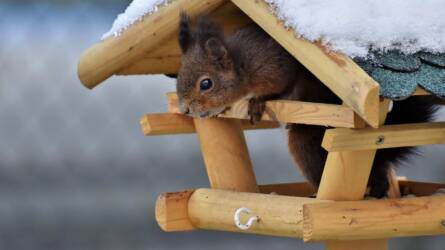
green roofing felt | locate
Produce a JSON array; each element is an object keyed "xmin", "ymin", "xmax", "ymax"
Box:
[{"xmin": 354, "ymin": 51, "xmax": 445, "ymax": 100}]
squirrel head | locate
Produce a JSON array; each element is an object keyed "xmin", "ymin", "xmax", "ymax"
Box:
[{"xmin": 176, "ymin": 14, "xmax": 248, "ymax": 117}]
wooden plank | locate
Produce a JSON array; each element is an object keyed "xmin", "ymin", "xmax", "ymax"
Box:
[
  {"xmin": 118, "ymin": 2, "xmax": 253, "ymax": 75},
  {"xmin": 155, "ymin": 190, "xmax": 196, "ymax": 232},
  {"xmin": 167, "ymin": 92, "xmax": 365, "ymax": 128},
  {"xmin": 303, "ymin": 195, "xmax": 445, "ymax": 241},
  {"xmin": 231, "ymin": 0, "xmax": 380, "ymax": 127},
  {"xmin": 194, "ymin": 118, "xmax": 259, "ymax": 192},
  {"xmin": 259, "ymin": 182, "xmax": 317, "ymax": 197},
  {"xmin": 322, "ymin": 122, "xmax": 445, "ymax": 152},
  {"xmin": 140, "ymin": 113, "xmax": 279, "ymax": 136},
  {"xmin": 316, "ymin": 100, "xmax": 391, "ymax": 250},
  {"xmin": 399, "ymin": 180, "xmax": 445, "ymax": 197},
  {"xmin": 78, "ymin": 0, "xmax": 226, "ymax": 89}
]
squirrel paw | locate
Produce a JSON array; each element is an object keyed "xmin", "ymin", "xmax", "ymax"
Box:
[{"xmin": 248, "ymin": 98, "xmax": 266, "ymax": 124}]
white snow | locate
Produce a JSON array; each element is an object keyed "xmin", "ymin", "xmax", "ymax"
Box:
[
  {"xmin": 103, "ymin": 0, "xmax": 445, "ymax": 58},
  {"xmin": 102, "ymin": 0, "xmax": 169, "ymax": 39},
  {"xmin": 266, "ymin": 0, "xmax": 445, "ymax": 57}
]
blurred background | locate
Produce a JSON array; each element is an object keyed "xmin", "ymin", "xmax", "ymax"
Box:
[{"xmin": 1, "ymin": 1, "xmax": 444, "ymax": 249}]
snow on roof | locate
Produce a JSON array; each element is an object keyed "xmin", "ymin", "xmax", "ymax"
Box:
[
  {"xmin": 103, "ymin": 0, "xmax": 445, "ymax": 58},
  {"xmin": 102, "ymin": 0, "xmax": 169, "ymax": 39},
  {"xmin": 266, "ymin": 0, "xmax": 445, "ymax": 58}
]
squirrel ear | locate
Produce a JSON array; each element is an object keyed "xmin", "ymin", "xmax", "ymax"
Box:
[
  {"xmin": 178, "ymin": 13, "xmax": 192, "ymax": 53},
  {"xmin": 205, "ymin": 37, "xmax": 229, "ymax": 65}
]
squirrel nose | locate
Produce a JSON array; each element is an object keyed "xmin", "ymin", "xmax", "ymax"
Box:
[{"xmin": 183, "ymin": 107, "xmax": 190, "ymax": 115}]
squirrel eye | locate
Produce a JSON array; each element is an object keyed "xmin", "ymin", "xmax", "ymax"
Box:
[{"xmin": 199, "ymin": 78, "xmax": 213, "ymax": 91}]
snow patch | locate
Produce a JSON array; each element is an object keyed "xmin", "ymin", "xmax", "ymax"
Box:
[
  {"xmin": 102, "ymin": 0, "xmax": 169, "ymax": 40},
  {"xmin": 265, "ymin": 0, "xmax": 445, "ymax": 57}
]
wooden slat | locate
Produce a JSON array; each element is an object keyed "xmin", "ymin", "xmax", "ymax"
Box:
[
  {"xmin": 118, "ymin": 2, "xmax": 253, "ymax": 75},
  {"xmin": 231, "ymin": 0, "xmax": 380, "ymax": 127},
  {"xmin": 78, "ymin": 0, "xmax": 226, "ymax": 88},
  {"xmin": 140, "ymin": 113, "xmax": 279, "ymax": 136},
  {"xmin": 399, "ymin": 180, "xmax": 445, "ymax": 197},
  {"xmin": 167, "ymin": 92, "xmax": 365, "ymax": 128},
  {"xmin": 322, "ymin": 122, "xmax": 445, "ymax": 152},
  {"xmin": 303, "ymin": 195, "xmax": 445, "ymax": 241}
]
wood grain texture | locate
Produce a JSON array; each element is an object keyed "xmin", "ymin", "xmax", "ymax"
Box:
[
  {"xmin": 316, "ymin": 100, "xmax": 391, "ymax": 249},
  {"xmin": 140, "ymin": 113, "xmax": 279, "ymax": 136},
  {"xmin": 187, "ymin": 188, "xmax": 329, "ymax": 238},
  {"xmin": 118, "ymin": 2, "xmax": 253, "ymax": 75},
  {"xmin": 303, "ymin": 196, "xmax": 445, "ymax": 241},
  {"xmin": 194, "ymin": 118, "xmax": 259, "ymax": 192},
  {"xmin": 322, "ymin": 122, "xmax": 445, "ymax": 152},
  {"xmin": 78, "ymin": 0, "xmax": 226, "ymax": 88},
  {"xmin": 167, "ymin": 92, "xmax": 364, "ymax": 128},
  {"xmin": 155, "ymin": 190, "xmax": 196, "ymax": 232},
  {"xmin": 231, "ymin": 0, "xmax": 380, "ymax": 127}
]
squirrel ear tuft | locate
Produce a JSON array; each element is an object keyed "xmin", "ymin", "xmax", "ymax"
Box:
[
  {"xmin": 205, "ymin": 38, "xmax": 227, "ymax": 62},
  {"xmin": 178, "ymin": 13, "xmax": 192, "ymax": 53}
]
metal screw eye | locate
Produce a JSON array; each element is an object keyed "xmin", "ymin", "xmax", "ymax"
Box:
[{"xmin": 375, "ymin": 135, "xmax": 385, "ymax": 145}]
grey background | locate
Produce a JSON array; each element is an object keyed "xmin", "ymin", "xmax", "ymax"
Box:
[{"xmin": 1, "ymin": 1, "xmax": 444, "ymax": 249}]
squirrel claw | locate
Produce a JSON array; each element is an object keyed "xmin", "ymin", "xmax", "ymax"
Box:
[{"xmin": 248, "ymin": 98, "xmax": 265, "ymax": 124}]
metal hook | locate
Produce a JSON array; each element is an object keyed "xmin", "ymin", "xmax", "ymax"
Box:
[{"xmin": 234, "ymin": 207, "xmax": 260, "ymax": 230}]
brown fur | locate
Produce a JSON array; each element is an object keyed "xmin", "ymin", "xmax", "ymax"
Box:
[{"xmin": 176, "ymin": 15, "xmax": 437, "ymax": 197}]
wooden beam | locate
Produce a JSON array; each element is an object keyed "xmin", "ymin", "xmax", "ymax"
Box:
[
  {"xmin": 77, "ymin": 0, "xmax": 226, "ymax": 89},
  {"xmin": 140, "ymin": 113, "xmax": 279, "ymax": 136},
  {"xmin": 322, "ymin": 122, "xmax": 445, "ymax": 152},
  {"xmin": 155, "ymin": 181, "xmax": 445, "ymax": 233},
  {"xmin": 194, "ymin": 118, "xmax": 259, "ymax": 192},
  {"xmin": 231, "ymin": 0, "xmax": 380, "ymax": 127},
  {"xmin": 118, "ymin": 2, "xmax": 253, "ymax": 75},
  {"xmin": 399, "ymin": 180, "xmax": 445, "ymax": 197},
  {"xmin": 317, "ymin": 100, "xmax": 391, "ymax": 249},
  {"xmin": 303, "ymin": 195, "xmax": 445, "ymax": 241},
  {"xmin": 167, "ymin": 92, "xmax": 365, "ymax": 128},
  {"xmin": 156, "ymin": 188, "xmax": 330, "ymax": 237},
  {"xmin": 259, "ymin": 182, "xmax": 317, "ymax": 197},
  {"xmin": 156, "ymin": 190, "xmax": 196, "ymax": 232}
]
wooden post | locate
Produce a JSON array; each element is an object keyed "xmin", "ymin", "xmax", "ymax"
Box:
[
  {"xmin": 194, "ymin": 118, "xmax": 259, "ymax": 192},
  {"xmin": 316, "ymin": 100, "xmax": 390, "ymax": 250}
]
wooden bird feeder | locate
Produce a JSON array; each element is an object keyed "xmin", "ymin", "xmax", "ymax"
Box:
[{"xmin": 77, "ymin": 1, "xmax": 445, "ymax": 249}]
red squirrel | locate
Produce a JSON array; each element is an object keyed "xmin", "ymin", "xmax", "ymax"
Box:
[{"xmin": 175, "ymin": 15, "xmax": 438, "ymax": 197}]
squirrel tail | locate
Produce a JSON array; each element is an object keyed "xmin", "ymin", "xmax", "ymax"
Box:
[{"xmin": 369, "ymin": 96, "xmax": 440, "ymax": 197}]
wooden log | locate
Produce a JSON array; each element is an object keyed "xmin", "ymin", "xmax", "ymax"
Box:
[
  {"xmin": 156, "ymin": 188, "xmax": 330, "ymax": 236},
  {"xmin": 140, "ymin": 113, "xmax": 279, "ymax": 136},
  {"xmin": 322, "ymin": 122, "xmax": 445, "ymax": 152},
  {"xmin": 316, "ymin": 100, "xmax": 391, "ymax": 249},
  {"xmin": 231, "ymin": 0, "xmax": 380, "ymax": 127},
  {"xmin": 194, "ymin": 118, "xmax": 259, "ymax": 192},
  {"xmin": 303, "ymin": 195, "xmax": 445, "ymax": 241},
  {"xmin": 77, "ymin": 0, "xmax": 226, "ymax": 89},
  {"xmin": 118, "ymin": 2, "xmax": 253, "ymax": 75},
  {"xmin": 167, "ymin": 92, "xmax": 365, "ymax": 128},
  {"xmin": 156, "ymin": 190, "xmax": 196, "ymax": 232}
]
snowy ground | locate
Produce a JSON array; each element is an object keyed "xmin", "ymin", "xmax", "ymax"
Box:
[{"xmin": 0, "ymin": 3, "xmax": 445, "ymax": 250}]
